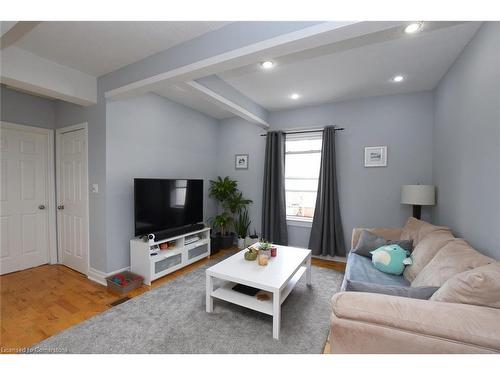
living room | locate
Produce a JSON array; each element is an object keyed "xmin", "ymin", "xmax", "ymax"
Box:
[{"xmin": 1, "ymin": 0, "xmax": 499, "ymax": 373}]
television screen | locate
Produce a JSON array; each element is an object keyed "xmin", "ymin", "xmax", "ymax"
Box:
[{"xmin": 134, "ymin": 179, "xmax": 203, "ymax": 237}]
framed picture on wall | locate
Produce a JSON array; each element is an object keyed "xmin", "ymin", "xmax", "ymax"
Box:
[
  {"xmin": 235, "ymin": 154, "xmax": 249, "ymax": 169},
  {"xmin": 364, "ymin": 146, "xmax": 387, "ymax": 167}
]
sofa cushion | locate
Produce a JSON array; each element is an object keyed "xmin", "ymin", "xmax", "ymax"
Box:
[
  {"xmin": 341, "ymin": 253, "xmax": 410, "ymax": 291},
  {"xmin": 371, "ymin": 245, "xmax": 412, "ymax": 275},
  {"xmin": 403, "ymin": 229, "xmax": 455, "ymax": 282},
  {"xmin": 411, "ymin": 239, "xmax": 496, "ymax": 287},
  {"xmin": 352, "ymin": 229, "xmax": 413, "ymax": 258},
  {"xmin": 346, "ymin": 280, "xmax": 438, "ymax": 299},
  {"xmin": 343, "ymin": 253, "xmax": 410, "ymax": 290},
  {"xmin": 331, "ymin": 292, "xmax": 500, "ymax": 352},
  {"xmin": 431, "ymin": 262, "xmax": 500, "ymax": 309},
  {"xmin": 400, "ymin": 217, "xmax": 449, "ymax": 246}
]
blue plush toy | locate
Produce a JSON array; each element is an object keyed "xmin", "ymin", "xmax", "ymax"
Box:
[{"xmin": 370, "ymin": 244, "xmax": 412, "ymax": 275}]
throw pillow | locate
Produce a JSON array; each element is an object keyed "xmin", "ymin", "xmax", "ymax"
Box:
[
  {"xmin": 411, "ymin": 239, "xmax": 495, "ymax": 288},
  {"xmin": 352, "ymin": 230, "xmax": 413, "ymax": 258},
  {"xmin": 370, "ymin": 244, "xmax": 412, "ymax": 276},
  {"xmin": 400, "ymin": 217, "xmax": 449, "ymax": 246},
  {"xmin": 431, "ymin": 262, "xmax": 500, "ymax": 309},
  {"xmin": 403, "ymin": 229, "xmax": 455, "ymax": 282}
]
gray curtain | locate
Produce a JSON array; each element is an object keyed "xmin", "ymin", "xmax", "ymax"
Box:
[
  {"xmin": 261, "ymin": 131, "xmax": 288, "ymax": 245},
  {"xmin": 308, "ymin": 126, "xmax": 346, "ymax": 256}
]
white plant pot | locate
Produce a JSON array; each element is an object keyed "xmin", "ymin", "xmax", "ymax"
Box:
[{"xmin": 237, "ymin": 238, "xmax": 245, "ymax": 249}]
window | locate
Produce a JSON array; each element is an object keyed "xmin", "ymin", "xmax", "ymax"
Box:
[{"xmin": 285, "ymin": 133, "xmax": 322, "ymax": 221}]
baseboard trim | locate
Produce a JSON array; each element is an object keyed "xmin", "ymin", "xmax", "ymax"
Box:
[
  {"xmin": 88, "ymin": 266, "xmax": 131, "ymax": 286},
  {"xmin": 311, "ymin": 255, "xmax": 347, "ymax": 263}
]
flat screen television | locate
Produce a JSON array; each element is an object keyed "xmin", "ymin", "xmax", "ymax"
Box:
[{"xmin": 134, "ymin": 178, "xmax": 203, "ymax": 237}]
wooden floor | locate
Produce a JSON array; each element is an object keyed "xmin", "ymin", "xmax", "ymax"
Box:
[{"xmin": 0, "ymin": 248, "xmax": 344, "ymax": 353}]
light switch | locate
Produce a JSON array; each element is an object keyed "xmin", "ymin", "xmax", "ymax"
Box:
[{"xmin": 91, "ymin": 184, "xmax": 99, "ymax": 193}]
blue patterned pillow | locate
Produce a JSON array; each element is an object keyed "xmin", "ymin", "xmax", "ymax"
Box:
[{"xmin": 370, "ymin": 244, "xmax": 412, "ymax": 275}]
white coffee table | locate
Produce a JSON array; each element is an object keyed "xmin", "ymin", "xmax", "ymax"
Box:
[{"xmin": 205, "ymin": 245, "xmax": 312, "ymax": 340}]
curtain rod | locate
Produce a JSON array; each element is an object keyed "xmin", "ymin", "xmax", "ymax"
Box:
[{"xmin": 259, "ymin": 126, "xmax": 345, "ymax": 136}]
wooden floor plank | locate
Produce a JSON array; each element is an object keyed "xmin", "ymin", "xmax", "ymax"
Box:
[{"xmin": 1, "ymin": 248, "xmax": 345, "ymax": 353}]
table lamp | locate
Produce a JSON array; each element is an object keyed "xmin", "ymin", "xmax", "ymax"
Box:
[{"xmin": 401, "ymin": 185, "xmax": 436, "ymax": 220}]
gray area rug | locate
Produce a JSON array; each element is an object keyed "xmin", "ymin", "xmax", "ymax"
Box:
[{"xmin": 34, "ymin": 256, "xmax": 343, "ymax": 353}]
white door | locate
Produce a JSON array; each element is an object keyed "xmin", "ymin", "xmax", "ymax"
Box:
[
  {"xmin": 56, "ymin": 125, "xmax": 89, "ymax": 275},
  {"xmin": 0, "ymin": 124, "xmax": 51, "ymax": 275}
]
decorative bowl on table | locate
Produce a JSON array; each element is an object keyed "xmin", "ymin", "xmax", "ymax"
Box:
[{"xmin": 244, "ymin": 249, "xmax": 258, "ymax": 261}]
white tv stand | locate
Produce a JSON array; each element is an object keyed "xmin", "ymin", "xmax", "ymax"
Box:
[{"xmin": 130, "ymin": 227, "xmax": 211, "ymax": 285}]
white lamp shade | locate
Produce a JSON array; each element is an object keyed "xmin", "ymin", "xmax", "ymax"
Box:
[{"xmin": 401, "ymin": 185, "xmax": 436, "ymax": 206}]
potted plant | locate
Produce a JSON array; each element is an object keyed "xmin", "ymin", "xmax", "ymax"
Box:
[
  {"xmin": 208, "ymin": 177, "xmax": 238, "ymax": 252},
  {"xmin": 234, "ymin": 209, "xmax": 251, "ymax": 249},
  {"xmin": 227, "ymin": 191, "xmax": 252, "ymax": 216},
  {"xmin": 258, "ymin": 239, "xmax": 272, "ymax": 257},
  {"xmin": 209, "ymin": 176, "xmax": 252, "ymax": 250}
]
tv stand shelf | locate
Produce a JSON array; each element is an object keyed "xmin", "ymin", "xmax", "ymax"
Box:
[{"xmin": 130, "ymin": 227, "xmax": 211, "ymax": 285}]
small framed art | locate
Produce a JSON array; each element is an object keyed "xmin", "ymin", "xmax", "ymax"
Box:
[
  {"xmin": 364, "ymin": 146, "xmax": 387, "ymax": 167},
  {"xmin": 235, "ymin": 154, "xmax": 249, "ymax": 169}
]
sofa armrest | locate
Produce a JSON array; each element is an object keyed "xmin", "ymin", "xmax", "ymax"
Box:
[
  {"xmin": 351, "ymin": 227, "xmax": 403, "ymax": 249},
  {"xmin": 330, "ymin": 292, "xmax": 500, "ymax": 353}
]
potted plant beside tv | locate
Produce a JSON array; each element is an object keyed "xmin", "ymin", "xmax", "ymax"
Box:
[
  {"xmin": 234, "ymin": 209, "xmax": 251, "ymax": 249},
  {"xmin": 209, "ymin": 177, "xmax": 237, "ymax": 253},
  {"xmin": 209, "ymin": 176, "xmax": 253, "ymax": 252},
  {"xmin": 227, "ymin": 191, "xmax": 252, "ymax": 248}
]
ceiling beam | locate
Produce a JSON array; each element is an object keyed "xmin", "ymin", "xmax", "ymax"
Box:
[
  {"xmin": 0, "ymin": 21, "xmax": 40, "ymax": 49},
  {"xmin": 184, "ymin": 81, "xmax": 269, "ymax": 128},
  {"xmin": 194, "ymin": 75, "xmax": 268, "ymax": 122},
  {"xmin": 1, "ymin": 46, "xmax": 97, "ymax": 106}
]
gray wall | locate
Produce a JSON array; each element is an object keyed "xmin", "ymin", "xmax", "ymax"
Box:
[
  {"xmin": 1, "ymin": 86, "xmax": 55, "ymax": 128},
  {"xmin": 433, "ymin": 23, "xmax": 500, "ymax": 259},
  {"xmin": 217, "ymin": 117, "xmax": 266, "ymax": 237},
  {"xmin": 217, "ymin": 91, "xmax": 435, "ymax": 250},
  {"xmin": 105, "ymin": 93, "xmax": 219, "ymax": 272}
]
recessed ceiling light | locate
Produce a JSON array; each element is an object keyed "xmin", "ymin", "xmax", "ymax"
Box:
[
  {"xmin": 290, "ymin": 93, "xmax": 301, "ymax": 100},
  {"xmin": 261, "ymin": 61, "xmax": 275, "ymax": 69},
  {"xmin": 392, "ymin": 75, "xmax": 405, "ymax": 83},
  {"xmin": 404, "ymin": 22, "xmax": 423, "ymax": 34}
]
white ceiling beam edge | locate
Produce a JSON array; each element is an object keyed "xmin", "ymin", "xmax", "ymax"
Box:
[
  {"xmin": 184, "ymin": 81, "xmax": 270, "ymax": 128},
  {"xmin": 0, "ymin": 22, "xmax": 40, "ymax": 50},
  {"xmin": 1, "ymin": 46, "xmax": 97, "ymax": 106},
  {"xmin": 105, "ymin": 21, "xmax": 402, "ymax": 100},
  {"xmin": 194, "ymin": 75, "xmax": 269, "ymax": 121}
]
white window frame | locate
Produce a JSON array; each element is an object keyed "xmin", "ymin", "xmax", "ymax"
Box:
[{"xmin": 284, "ymin": 132, "xmax": 322, "ymax": 225}]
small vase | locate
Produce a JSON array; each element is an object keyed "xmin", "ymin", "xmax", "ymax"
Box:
[{"xmin": 257, "ymin": 250, "xmax": 270, "ymax": 266}]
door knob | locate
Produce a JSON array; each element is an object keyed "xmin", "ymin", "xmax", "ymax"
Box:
[
  {"xmin": 57, "ymin": 205, "xmax": 65, "ymax": 210},
  {"xmin": 38, "ymin": 204, "xmax": 46, "ymax": 210}
]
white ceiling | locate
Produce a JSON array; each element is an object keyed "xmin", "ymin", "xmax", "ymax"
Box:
[
  {"xmin": 219, "ymin": 22, "xmax": 482, "ymax": 111},
  {"xmin": 6, "ymin": 21, "xmax": 483, "ymax": 119},
  {"xmin": 13, "ymin": 21, "xmax": 230, "ymax": 76}
]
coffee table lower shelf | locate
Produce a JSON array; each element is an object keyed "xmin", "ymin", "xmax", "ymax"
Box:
[{"xmin": 210, "ymin": 266, "xmax": 307, "ymax": 316}]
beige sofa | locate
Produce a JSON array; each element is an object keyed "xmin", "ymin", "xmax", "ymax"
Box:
[{"xmin": 329, "ymin": 219, "xmax": 500, "ymax": 354}]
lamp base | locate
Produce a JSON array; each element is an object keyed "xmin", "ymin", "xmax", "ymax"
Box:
[{"xmin": 412, "ymin": 205, "xmax": 422, "ymax": 220}]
